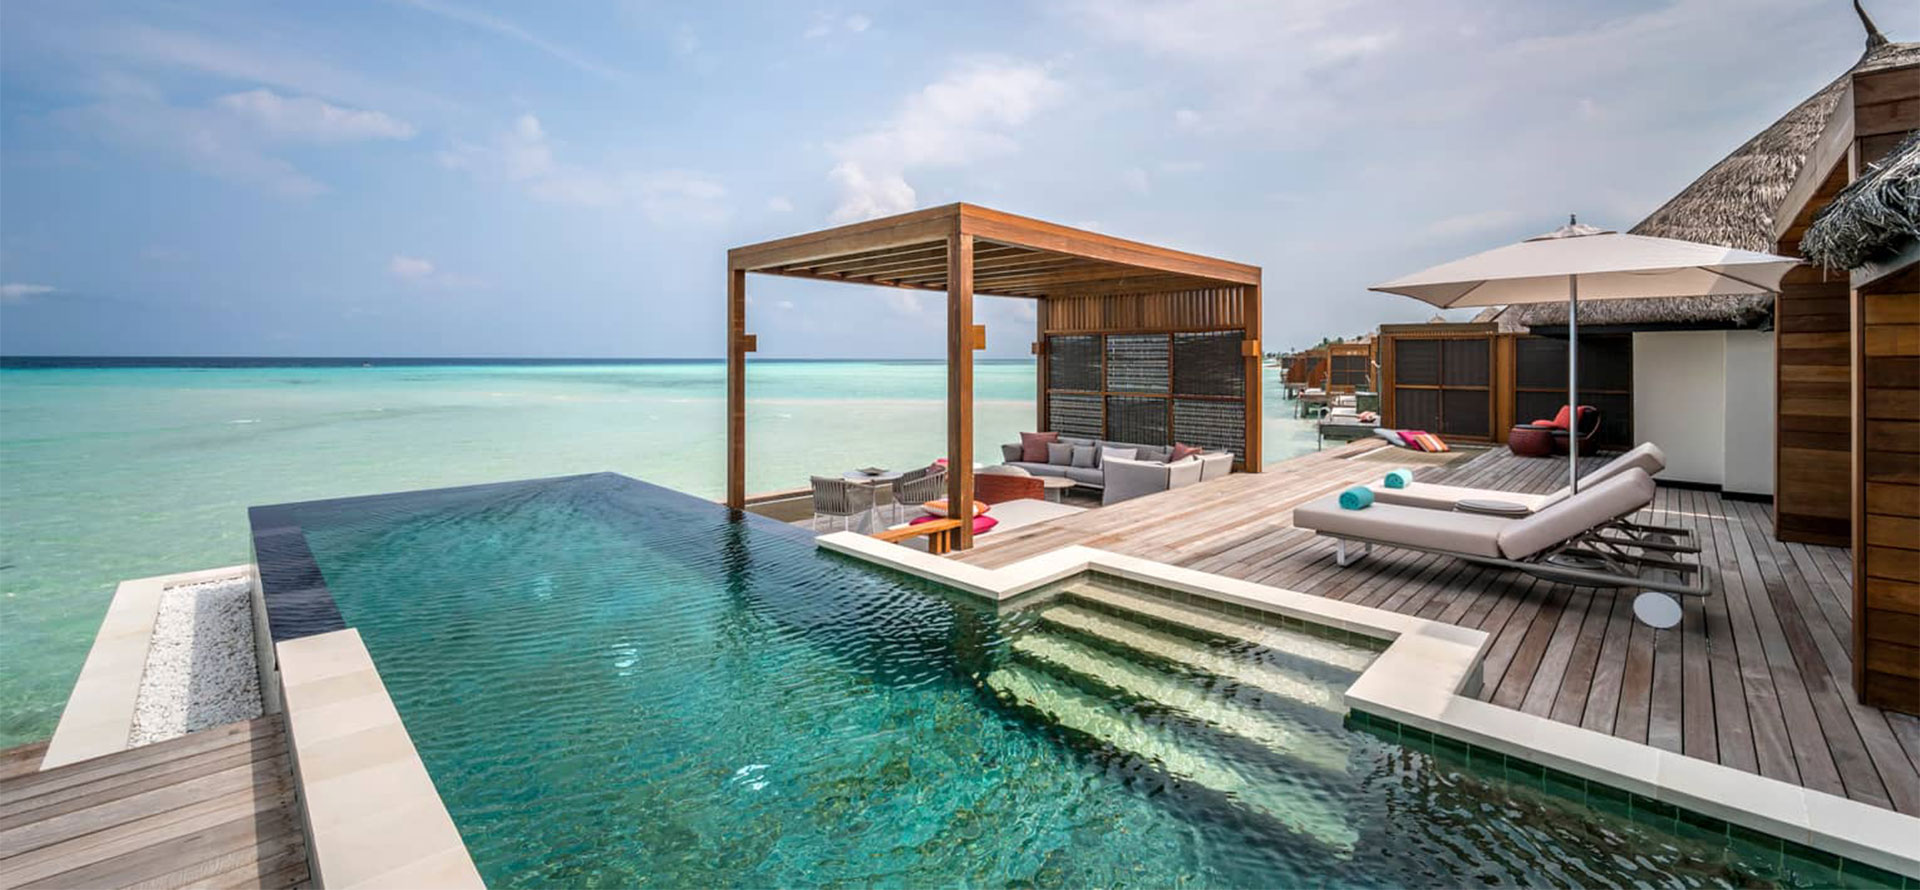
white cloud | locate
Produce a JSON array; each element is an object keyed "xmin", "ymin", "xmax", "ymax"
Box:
[
  {"xmin": 442, "ymin": 115, "xmax": 728, "ymax": 223},
  {"xmin": 54, "ymin": 78, "xmax": 328, "ymax": 198},
  {"xmin": 844, "ymin": 14, "xmax": 872, "ymax": 32},
  {"xmin": 766, "ymin": 196, "xmax": 795, "ymax": 213},
  {"xmin": 215, "ymin": 89, "xmax": 415, "ymax": 142},
  {"xmin": 0, "ymin": 283, "xmax": 56, "ymax": 303},
  {"xmin": 388, "ymin": 255, "xmax": 481, "ymax": 289},
  {"xmin": 827, "ymin": 59, "xmax": 1066, "ymax": 221}
]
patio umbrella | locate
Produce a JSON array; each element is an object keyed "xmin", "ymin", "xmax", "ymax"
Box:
[{"xmin": 1369, "ymin": 217, "xmax": 1801, "ymax": 492}]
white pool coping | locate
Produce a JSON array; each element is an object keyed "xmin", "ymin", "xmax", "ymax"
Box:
[
  {"xmin": 44, "ymin": 564, "xmax": 254, "ymax": 769},
  {"xmin": 277, "ymin": 628, "xmax": 484, "ymax": 889},
  {"xmin": 817, "ymin": 531, "xmax": 1920, "ymax": 879}
]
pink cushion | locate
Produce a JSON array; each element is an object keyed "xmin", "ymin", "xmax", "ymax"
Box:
[
  {"xmin": 1168, "ymin": 442, "xmax": 1202, "ymax": 462},
  {"xmin": 910, "ymin": 513, "xmax": 999, "ymax": 534},
  {"xmin": 1397, "ymin": 429, "xmax": 1430, "ymax": 449},
  {"xmin": 1019, "ymin": 431, "xmax": 1058, "ymax": 463}
]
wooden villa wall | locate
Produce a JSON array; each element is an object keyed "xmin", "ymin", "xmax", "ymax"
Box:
[
  {"xmin": 1775, "ymin": 264, "xmax": 1856, "ymax": 546},
  {"xmin": 1038, "ymin": 285, "xmax": 1262, "ymax": 469},
  {"xmin": 1325, "ymin": 341, "xmax": 1374, "ymax": 392},
  {"xmin": 1849, "ymin": 61, "xmax": 1920, "ymax": 715}
]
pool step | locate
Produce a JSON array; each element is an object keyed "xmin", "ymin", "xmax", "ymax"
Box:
[
  {"xmin": 1062, "ymin": 581, "xmax": 1377, "ymax": 673},
  {"xmin": 986, "ymin": 663, "xmax": 1359, "ymax": 853},
  {"xmin": 1010, "ymin": 632, "xmax": 1349, "ymax": 773},
  {"xmin": 1038, "ymin": 604, "xmax": 1345, "ymax": 714}
]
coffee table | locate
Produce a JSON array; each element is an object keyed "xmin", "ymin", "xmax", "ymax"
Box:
[{"xmin": 1039, "ymin": 476, "xmax": 1075, "ymax": 502}]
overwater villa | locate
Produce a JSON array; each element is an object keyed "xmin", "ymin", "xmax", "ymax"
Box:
[{"xmin": 4, "ymin": 14, "xmax": 1918, "ymax": 890}]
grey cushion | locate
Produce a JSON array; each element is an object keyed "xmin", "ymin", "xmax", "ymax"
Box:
[
  {"xmin": 1005, "ymin": 461, "xmax": 1066, "ymax": 478},
  {"xmin": 1047, "ymin": 442, "xmax": 1074, "ymax": 465},
  {"xmin": 1497, "ymin": 469, "xmax": 1654, "ymax": 560},
  {"xmin": 1102, "ymin": 457, "xmax": 1169, "ymax": 505},
  {"xmin": 1294, "ymin": 497, "xmax": 1508, "ymax": 558},
  {"xmin": 1065, "ymin": 466, "xmax": 1104, "ymax": 486},
  {"xmin": 1196, "ymin": 452, "xmax": 1233, "ymax": 481},
  {"xmin": 1098, "ymin": 446, "xmax": 1137, "ymax": 467},
  {"xmin": 1071, "ymin": 445, "xmax": 1097, "ymax": 468},
  {"xmin": 1000, "ymin": 443, "xmax": 1023, "ymax": 462}
]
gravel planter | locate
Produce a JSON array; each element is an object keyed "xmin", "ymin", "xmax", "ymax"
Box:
[{"xmin": 128, "ymin": 575, "xmax": 264, "ymax": 746}]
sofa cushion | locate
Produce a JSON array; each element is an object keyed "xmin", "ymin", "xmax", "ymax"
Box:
[
  {"xmin": 1047, "ymin": 442, "xmax": 1074, "ymax": 465},
  {"xmin": 1005, "ymin": 461, "xmax": 1066, "ymax": 478},
  {"xmin": 1070, "ymin": 445, "xmax": 1097, "ymax": 468},
  {"xmin": 1196, "ymin": 452, "xmax": 1233, "ymax": 481},
  {"xmin": 1000, "ymin": 443, "xmax": 1023, "ymax": 462},
  {"xmin": 1019, "ymin": 431, "xmax": 1058, "ymax": 462},
  {"xmin": 1065, "ymin": 466, "xmax": 1104, "ymax": 486},
  {"xmin": 1098, "ymin": 446, "xmax": 1137, "ymax": 467},
  {"xmin": 1168, "ymin": 442, "xmax": 1202, "ymax": 462}
]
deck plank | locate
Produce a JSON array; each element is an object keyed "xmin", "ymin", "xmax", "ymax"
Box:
[
  {"xmin": 952, "ymin": 442, "xmax": 1920, "ymax": 813},
  {"xmin": 0, "ymin": 715, "xmax": 305, "ymax": 890}
]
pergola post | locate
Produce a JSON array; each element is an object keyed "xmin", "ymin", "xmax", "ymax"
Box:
[
  {"xmin": 1243, "ymin": 282, "xmax": 1264, "ymax": 472},
  {"xmin": 948, "ymin": 231, "xmax": 975, "ymax": 549},
  {"xmin": 726, "ymin": 266, "xmax": 746, "ymax": 509}
]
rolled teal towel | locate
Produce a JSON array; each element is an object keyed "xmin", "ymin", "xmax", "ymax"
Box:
[
  {"xmin": 1383, "ymin": 469, "xmax": 1413, "ymax": 489},
  {"xmin": 1339, "ymin": 486, "xmax": 1374, "ymax": 510}
]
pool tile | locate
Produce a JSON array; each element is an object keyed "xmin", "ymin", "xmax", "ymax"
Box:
[
  {"xmin": 1837, "ymin": 858, "xmax": 1906, "ymax": 890},
  {"xmin": 1727, "ymin": 823, "xmax": 1784, "ymax": 872},
  {"xmin": 1587, "ymin": 782, "xmax": 1631, "ymax": 820},
  {"xmin": 1630, "ymin": 794, "xmax": 1678, "ymax": 831},
  {"xmin": 1542, "ymin": 767, "xmax": 1586, "ymax": 803},
  {"xmin": 1504, "ymin": 757, "xmax": 1544, "ymax": 790},
  {"xmin": 1673, "ymin": 807, "xmax": 1727, "ymax": 843}
]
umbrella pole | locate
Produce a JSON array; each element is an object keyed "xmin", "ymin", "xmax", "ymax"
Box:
[{"xmin": 1568, "ymin": 274, "xmax": 1580, "ymax": 493}]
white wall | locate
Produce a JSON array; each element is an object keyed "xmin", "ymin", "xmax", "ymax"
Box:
[
  {"xmin": 1722, "ymin": 330, "xmax": 1776, "ymax": 496},
  {"xmin": 1632, "ymin": 331, "xmax": 1727, "ymax": 487}
]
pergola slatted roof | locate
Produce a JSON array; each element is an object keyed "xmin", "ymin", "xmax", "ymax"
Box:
[{"xmin": 729, "ymin": 203, "xmax": 1258, "ymax": 298}]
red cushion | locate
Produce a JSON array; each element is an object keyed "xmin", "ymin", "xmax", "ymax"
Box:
[
  {"xmin": 1019, "ymin": 431, "xmax": 1059, "ymax": 462},
  {"xmin": 1397, "ymin": 429, "xmax": 1431, "ymax": 450},
  {"xmin": 1168, "ymin": 442, "xmax": 1202, "ymax": 462},
  {"xmin": 910, "ymin": 513, "xmax": 998, "ymax": 534},
  {"xmin": 1548, "ymin": 406, "xmax": 1572, "ymax": 429}
]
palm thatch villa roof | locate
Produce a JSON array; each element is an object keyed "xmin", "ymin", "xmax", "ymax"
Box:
[
  {"xmin": 1801, "ymin": 130, "xmax": 1920, "ymax": 271},
  {"xmin": 1487, "ymin": 8, "xmax": 1919, "ymax": 332}
]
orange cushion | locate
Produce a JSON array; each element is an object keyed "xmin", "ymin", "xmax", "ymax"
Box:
[
  {"xmin": 921, "ymin": 499, "xmax": 990, "ymax": 518},
  {"xmin": 1411, "ymin": 433, "xmax": 1451, "ymax": 452}
]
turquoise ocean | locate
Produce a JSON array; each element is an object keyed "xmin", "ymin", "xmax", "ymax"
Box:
[{"xmin": 0, "ymin": 358, "xmax": 1320, "ymax": 745}]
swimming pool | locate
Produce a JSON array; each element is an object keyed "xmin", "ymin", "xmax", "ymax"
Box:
[{"xmin": 252, "ymin": 473, "xmax": 1807, "ymax": 887}]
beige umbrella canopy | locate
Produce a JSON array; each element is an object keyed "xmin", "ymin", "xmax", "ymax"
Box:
[{"xmin": 1369, "ymin": 217, "xmax": 1801, "ymax": 491}]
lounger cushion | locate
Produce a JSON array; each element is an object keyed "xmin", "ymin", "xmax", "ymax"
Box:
[
  {"xmin": 1369, "ymin": 483, "xmax": 1558, "ymax": 513},
  {"xmin": 1294, "ymin": 497, "xmax": 1508, "ymax": 558},
  {"xmin": 1497, "ymin": 469, "xmax": 1654, "ymax": 560},
  {"xmin": 1582, "ymin": 442, "xmax": 1665, "ymax": 486}
]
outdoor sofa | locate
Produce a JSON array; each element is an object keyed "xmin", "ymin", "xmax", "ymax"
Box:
[{"xmin": 997, "ymin": 436, "xmax": 1232, "ymax": 504}]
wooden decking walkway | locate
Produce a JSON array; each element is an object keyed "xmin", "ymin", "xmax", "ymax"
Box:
[
  {"xmin": 0, "ymin": 715, "xmax": 309, "ymax": 889},
  {"xmin": 957, "ymin": 441, "xmax": 1920, "ymax": 815}
]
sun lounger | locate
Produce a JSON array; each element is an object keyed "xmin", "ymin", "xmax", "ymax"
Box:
[
  {"xmin": 1368, "ymin": 442, "xmax": 1666, "ymax": 514},
  {"xmin": 1295, "ymin": 468, "xmax": 1707, "ymax": 596}
]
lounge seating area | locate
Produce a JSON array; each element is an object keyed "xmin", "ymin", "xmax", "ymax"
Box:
[{"xmin": 997, "ymin": 433, "xmax": 1232, "ymax": 505}]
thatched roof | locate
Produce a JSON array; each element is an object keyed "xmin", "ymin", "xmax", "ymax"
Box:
[
  {"xmin": 1487, "ymin": 16, "xmax": 1919, "ymax": 331},
  {"xmin": 1801, "ymin": 131, "xmax": 1920, "ymax": 269}
]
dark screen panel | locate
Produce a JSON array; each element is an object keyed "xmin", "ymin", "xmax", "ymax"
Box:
[
  {"xmin": 1106, "ymin": 334, "xmax": 1170, "ymax": 393},
  {"xmin": 1047, "ymin": 335, "xmax": 1102, "ymax": 391},
  {"xmin": 1441, "ymin": 339, "xmax": 1489, "ymax": 386},
  {"xmin": 1047, "ymin": 393, "xmax": 1102, "ymax": 438},
  {"xmin": 1330, "ymin": 354, "xmax": 1369, "ymax": 388},
  {"xmin": 1173, "ymin": 399, "xmax": 1245, "ymax": 461},
  {"xmin": 1394, "ymin": 340, "xmax": 1440, "ymax": 385},
  {"xmin": 1172, "ymin": 331, "xmax": 1244, "ymax": 397},
  {"xmin": 1105, "ymin": 395, "xmax": 1170, "ymax": 445},
  {"xmin": 1395, "ymin": 388, "xmax": 1441, "ymax": 432},
  {"xmin": 1517, "ymin": 335, "xmax": 1633, "ymax": 392},
  {"xmin": 1441, "ymin": 390, "xmax": 1490, "ymax": 437}
]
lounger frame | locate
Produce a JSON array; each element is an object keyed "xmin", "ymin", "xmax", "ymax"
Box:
[{"xmin": 1327, "ymin": 515, "xmax": 1710, "ymax": 597}]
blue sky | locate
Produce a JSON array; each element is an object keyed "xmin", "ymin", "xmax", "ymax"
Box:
[{"xmin": 0, "ymin": 0, "xmax": 1903, "ymax": 358}]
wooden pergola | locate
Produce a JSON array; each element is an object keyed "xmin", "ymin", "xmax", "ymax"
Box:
[{"xmin": 726, "ymin": 203, "xmax": 1263, "ymax": 549}]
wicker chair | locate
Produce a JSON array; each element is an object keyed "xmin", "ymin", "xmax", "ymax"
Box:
[
  {"xmin": 810, "ymin": 476, "xmax": 876, "ymax": 531},
  {"xmin": 890, "ymin": 468, "xmax": 948, "ymax": 522}
]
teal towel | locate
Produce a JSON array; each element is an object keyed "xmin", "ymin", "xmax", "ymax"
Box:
[
  {"xmin": 1383, "ymin": 469, "xmax": 1414, "ymax": 489},
  {"xmin": 1339, "ymin": 487, "xmax": 1374, "ymax": 510}
]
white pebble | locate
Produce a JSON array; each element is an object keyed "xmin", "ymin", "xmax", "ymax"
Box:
[{"xmin": 128, "ymin": 576, "xmax": 264, "ymax": 746}]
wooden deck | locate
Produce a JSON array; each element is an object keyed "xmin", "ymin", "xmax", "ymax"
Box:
[
  {"xmin": 956, "ymin": 441, "xmax": 1920, "ymax": 815},
  {"xmin": 0, "ymin": 715, "xmax": 309, "ymax": 889}
]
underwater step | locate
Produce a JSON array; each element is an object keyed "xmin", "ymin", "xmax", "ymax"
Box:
[
  {"xmin": 1011, "ymin": 632, "xmax": 1351, "ymax": 773},
  {"xmin": 1039, "ymin": 603, "xmax": 1345, "ymax": 714},
  {"xmin": 1062, "ymin": 581, "xmax": 1378, "ymax": 674},
  {"xmin": 986, "ymin": 663, "xmax": 1360, "ymax": 854}
]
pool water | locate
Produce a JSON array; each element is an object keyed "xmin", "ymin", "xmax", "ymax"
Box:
[{"xmin": 274, "ymin": 474, "xmax": 1786, "ymax": 887}]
